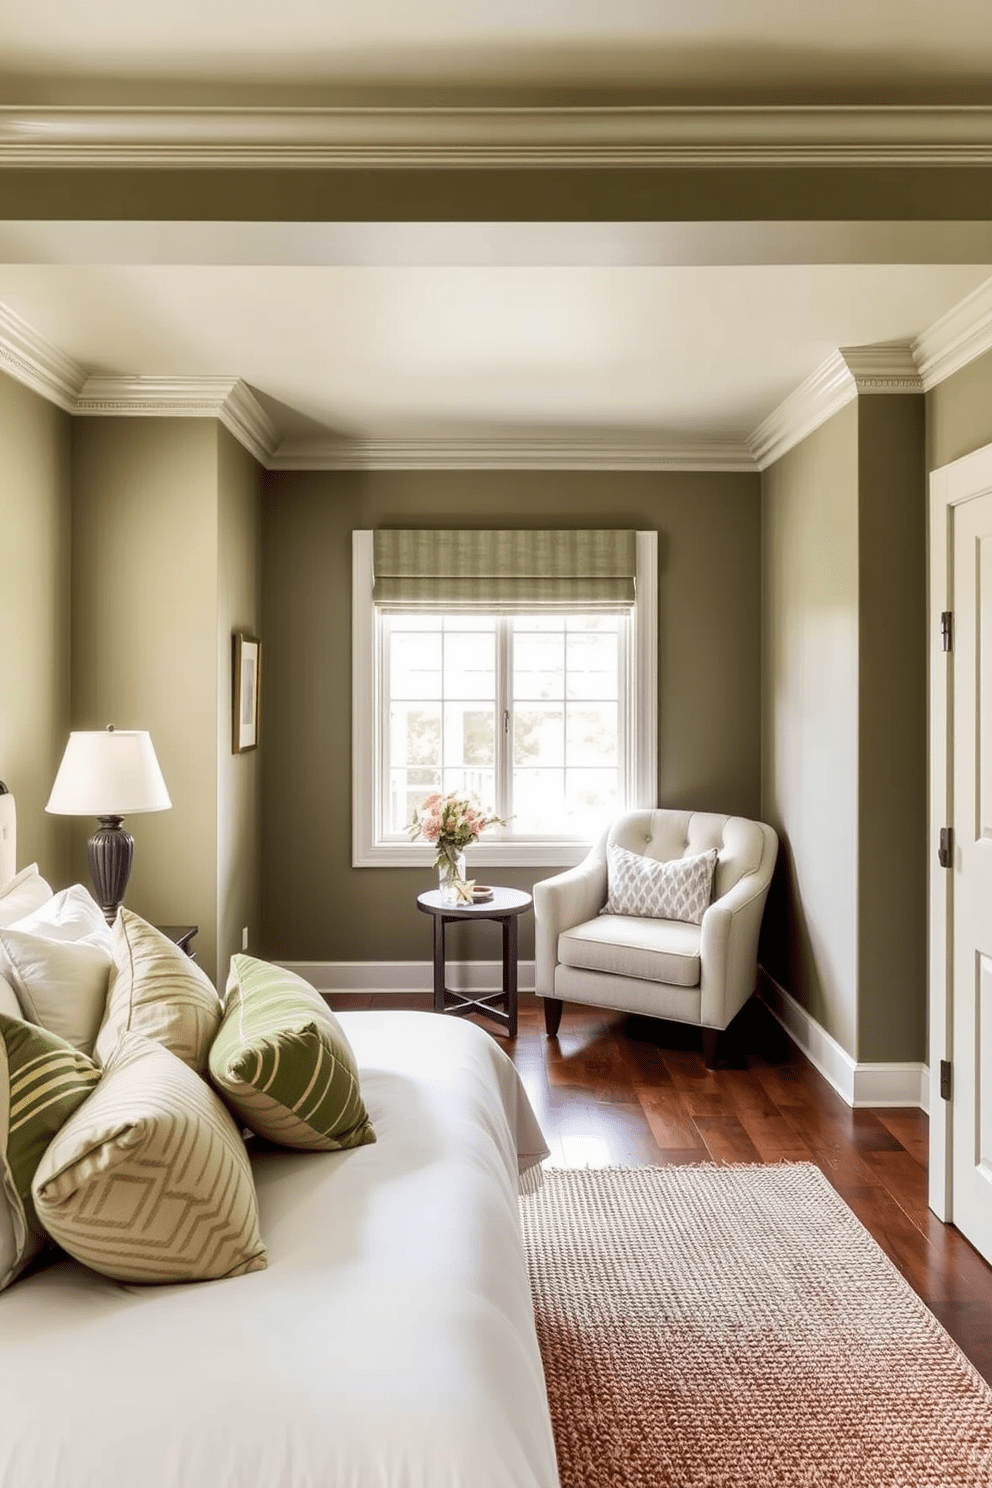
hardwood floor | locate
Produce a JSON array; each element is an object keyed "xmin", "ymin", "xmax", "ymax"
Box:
[{"xmin": 328, "ymin": 990, "xmax": 992, "ymax": 1386}]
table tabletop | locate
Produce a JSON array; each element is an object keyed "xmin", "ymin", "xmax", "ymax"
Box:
[{"xmin": 416, "ymin": 886, "xmax": 532, "ymax": 919}]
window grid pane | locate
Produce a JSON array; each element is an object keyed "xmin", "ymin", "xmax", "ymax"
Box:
[
  {"xmin": 382, "ymin": 610, "xmax": 625, "ymax": 839},
  {"xmin": 510, "ymin": 615, "xmax": 620, "ymax": 837}
]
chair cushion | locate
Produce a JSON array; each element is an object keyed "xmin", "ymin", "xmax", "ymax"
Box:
[
  {"xmin": 602, "ymin": 843, "xmax": 717, "ymax": 924},
  {"xmin": 559, "ymin": 915, "xmax": 701, "ymax": 987}
]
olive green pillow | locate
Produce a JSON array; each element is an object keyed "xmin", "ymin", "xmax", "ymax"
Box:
[
  {"xmin": 0, "ymin": 1013, "xmax": 101, "ymax": 1290},
  {"xmin": 209, "ymin": 955, "xmax": 376, "ymax": 1151}
]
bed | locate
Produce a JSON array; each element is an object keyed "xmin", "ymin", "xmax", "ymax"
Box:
[{"xmin": 0, "ymin": 787, "xmax": 560, "ymax": 1488}]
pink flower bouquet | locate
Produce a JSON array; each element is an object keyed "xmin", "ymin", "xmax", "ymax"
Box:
[{"xmin": 410, "ymin": 791, "xmax": 506, "ymax": 883}]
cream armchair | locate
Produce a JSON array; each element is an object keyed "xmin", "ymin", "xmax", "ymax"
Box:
[{"xmin": 534, "ymin": 808, "xmax": 778, "ymax": 1066}]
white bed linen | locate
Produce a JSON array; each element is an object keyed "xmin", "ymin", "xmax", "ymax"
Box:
[{"xmin": 0, "ymin": 1010, "xmax": 558, "ymax": 1488}]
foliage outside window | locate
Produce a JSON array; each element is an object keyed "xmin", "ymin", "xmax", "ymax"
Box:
[{"xmin": 352, "ymin": 530, "xmax": 657, "ymax": 868}]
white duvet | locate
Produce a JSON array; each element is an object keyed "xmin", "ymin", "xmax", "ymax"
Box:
[{"xmin": 0, "ymin": 1010, "xmax": 559, "ymax": 1488}]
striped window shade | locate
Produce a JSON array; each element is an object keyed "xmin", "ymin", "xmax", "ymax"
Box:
[{"xmin": 371, "ymin": 529, "xmax": 637, "ymax": 612}]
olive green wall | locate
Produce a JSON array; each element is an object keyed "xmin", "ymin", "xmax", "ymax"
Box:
[
  {"xmin": 70, "ymin": 418, "xmax": 221, "ymax": 972},
  {"xmin": 856, "ymin": 395, "xmax": 927, "ymax": 1063},
  {"xmin": 760, "ymin": 403, "xmax": 860, "ymax": 1057},
  {"xmin": 0, "ymin": 371, "xmax": 72, "ymax": 882},
  {"xmin": 926, "ymin": 347, "xmax": 992, "ymax": 472},
  {"xmin": 260, "ymin": 468, "xmax": 761, "ymax": 965},
  {"xmin": 70, "ymin": 418, "xmax": 264, "ymax": 985},
  {"xmin": 216, "ymin": 426, "xmax": 263, "ymax": 982},
  {"xmin": 2, "ymin": 163, "xmax": 989, "ymax": 226},
  {"xmin": 761, "ymin": 393, "xmax": 928, "ymax": 1065}
]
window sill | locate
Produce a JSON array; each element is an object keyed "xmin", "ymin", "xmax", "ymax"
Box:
[{"xmin": 353, "ymin": 839, "xmax": 592, "ymax": 870}]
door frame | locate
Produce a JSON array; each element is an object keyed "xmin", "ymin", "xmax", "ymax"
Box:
[{"xmin": 929, "ymin": 440, "xmax": 992, "ymax": 1222}]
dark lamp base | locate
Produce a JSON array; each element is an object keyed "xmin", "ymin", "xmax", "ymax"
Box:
[{"xmin": 87, "ymin": 816, "xmax": 134, "ymax": 926}]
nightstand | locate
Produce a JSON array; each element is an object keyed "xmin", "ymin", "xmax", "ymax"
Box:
[{"xmin": 156, "ymin": 924, "xmax": 199, "ymax": 959}]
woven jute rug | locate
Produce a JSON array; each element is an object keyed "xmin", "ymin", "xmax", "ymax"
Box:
[{"xmin": 520, "ymin": 1163, "xmax": 992, "ymax": 1488}]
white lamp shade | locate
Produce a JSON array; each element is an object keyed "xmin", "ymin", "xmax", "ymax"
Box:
[{"xmin": 46, "ymin": 730, "xmax": 172, "ymax": 816}]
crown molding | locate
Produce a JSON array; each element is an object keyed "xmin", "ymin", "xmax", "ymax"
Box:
[
  {"xmin": 217, "ymin": 381, "xmax": 280, "ymax": 465},
  {"xmin": 74, "ymin": 375, "xmax": 279, "ymax": 462},
  {"xmin": 749, "ymin": 352, "xmax": 858, "ymax": 469},
  {"xmin": 2, "ymin": 105, "xmax": 992, "ymax": 168},
  {"xmin": 266, "ymin": 435, "xmax": 757, "ymax": 472},
  {"xmin": 749, "ymin": 343, "xmax": 922, "ymax": 469},
  {"xmin": 0, "ymin": 302, "xmax": 86, "ymax": 411},
  {"xmin": 837, "ymin": 342, "xmax": 923, "ymax": 392},
  {"xmin": 913, "ymin": 276, "xmax": 992, "ymax": 390}
]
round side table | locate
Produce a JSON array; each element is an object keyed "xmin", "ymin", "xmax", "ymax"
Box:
[{"xmin": 416, "ymin": 887, "xmax": 532, "ymax": 1038}]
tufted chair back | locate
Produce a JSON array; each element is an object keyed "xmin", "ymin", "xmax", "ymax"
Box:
[{"xmin": 605, "ymin": 808, "xmax": 767, "ymax": 905}]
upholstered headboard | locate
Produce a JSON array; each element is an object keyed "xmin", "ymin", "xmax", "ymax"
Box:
[{"xmin": 0, "ymin": 783, "xmax": 15, "ymax": 887}]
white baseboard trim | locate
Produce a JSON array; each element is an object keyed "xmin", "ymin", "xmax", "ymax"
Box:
[
  {"xmin": 280, "ymin": 959, "xmax": 537, "ymax": 996},
  {"xmin": 758, "ymin": 968, "xmax": 928, "ymax": 1110}
]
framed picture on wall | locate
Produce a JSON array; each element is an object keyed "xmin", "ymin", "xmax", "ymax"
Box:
[{"xmin": 233, "ymin": 633, "xmax": 261, "ymax": 753}]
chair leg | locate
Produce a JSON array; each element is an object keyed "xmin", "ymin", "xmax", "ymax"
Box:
[
  {"xmin": 543, "ymin": 997, "xmax": 563, "ymax": 1037},
  {"xmin": 701, "ymin": 1027, "xmax": 720, "ymax": 1069}
]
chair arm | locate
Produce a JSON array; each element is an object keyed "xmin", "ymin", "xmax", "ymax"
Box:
[
  {"xmin": 699, "ymin": 832, "xmax": 778, "ymax": 1029},
  {"xmin": 533, "ymin": 853, "xmax": 608, "ymax": 997}
]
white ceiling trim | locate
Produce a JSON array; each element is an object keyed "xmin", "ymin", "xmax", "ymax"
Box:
[
  {"xmin": 748, "ymin": 344, "xmax": 922, "ymax": 469},
  {"xmin": 913, "ymin": 276, "xmax": 992, "ymax": 391},
  {"xmin": 1, "ymin": 282, "xmax": 989, "ymax": 472},
  {"xmin": 2, "ymin": 106, "xmax": 992, "ymax": 168},
  {"xmin": 74, "ymin": 375, "xmax": 279, "ymax": 464},
  {"xmin": 267, "ymin": 436, "xmax": 756, "ymax": 472},
  {"xmin": 0, "ymin": 302, "xmax": 86, "ymax": 412}
]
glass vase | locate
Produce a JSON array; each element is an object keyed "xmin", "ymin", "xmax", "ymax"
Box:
[{"xmin": 438, "ymin": 850, "xmax": 467, "ymax": 904}]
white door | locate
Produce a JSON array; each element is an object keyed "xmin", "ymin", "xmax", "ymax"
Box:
[
  {"xmin": 931, "ymin": 442, "xmax": 992, "ymax": 1264},
  {"xmin": 951, "ymin": 486, "xmax": 992, "ymax": 1262}
]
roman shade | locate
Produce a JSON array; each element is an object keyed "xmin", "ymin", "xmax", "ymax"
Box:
[{"xmin": 372, "ymin": 529, "xmax": 636, "ymax": 611}]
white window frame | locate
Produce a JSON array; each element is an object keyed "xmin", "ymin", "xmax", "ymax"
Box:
[{"xmin": 352, "ymin": 529, "xmax": 657, "ymax": 868}]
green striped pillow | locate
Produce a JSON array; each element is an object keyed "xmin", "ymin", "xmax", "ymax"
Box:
[
  {"xmin": 0, "ymin": 1013, "xmax": 101, "ymax": 1290},
  {"xmin": 209, "ymin": 956, "xmax": 376, "ymax": 1151}
]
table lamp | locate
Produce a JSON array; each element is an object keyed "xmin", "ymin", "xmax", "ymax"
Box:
[{"xmin": 46, "ymin": 726, "xmax": 172, "ymax": 924}]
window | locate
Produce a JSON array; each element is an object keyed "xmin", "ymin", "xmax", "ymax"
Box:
[{"xmin": 353, "ymin": 530, "xmax": 657, "ymax": 867}]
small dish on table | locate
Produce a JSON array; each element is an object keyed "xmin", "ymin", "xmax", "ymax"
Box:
[{"xmin": 471, "ymin": 884, "xmax": 494, "ymax": 903}]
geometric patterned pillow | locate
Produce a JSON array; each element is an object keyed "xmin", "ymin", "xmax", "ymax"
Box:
[
  {"xmin": 0, "ymin": 1013, "xmax": 101, "ymax": 1291},
  {"xmin": 94, "ymin": 909, "xmax": 222, "ymax": 1075},
  {"xmin": 602, "ymin": 843, "xmax": 718, "ymax": 925},
  {"xmin": 32, "ymin": 1034, "xmax": 266, "ymax": 1285},
  {"xmin": 209, "ymin": 955, "xmax": 376, "ymax": 1152}
]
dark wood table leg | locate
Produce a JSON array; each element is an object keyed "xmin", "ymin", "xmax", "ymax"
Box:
[
  {"xmin": 502, "ymin": 913, "xmax": 518, "ymax": 1038},
  {"xmin": 432, "ymin": 914, "xmax": 447, "ymax": 1013}
]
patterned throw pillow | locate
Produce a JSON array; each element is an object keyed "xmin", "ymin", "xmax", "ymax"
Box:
[
  {"xmin": 94, "ymin": 909, "xmax": 222, "ymax": 1073},
  {"xmin": 32, "ymin": 1034, "xmax": 267, "ymax": 1285},
  {"xmin": 602, "ymin": 843, "xmax": 718, "ymax": 925},
  {"xmin": 209, "ymin": 955, "xmax": 376, "ymax": 1151},
  {"xmin": 0, "ymin": 1013, "xmax": 101, "ymax": 1291}
]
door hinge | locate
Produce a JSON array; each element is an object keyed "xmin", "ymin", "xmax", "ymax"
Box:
[
  {"xmin": 941, "ymin": 610, "xmax": 953, "ymax": 652},
  {"xmin": 940, "ymin": 1059, "xmax": 952, "ymax": 1101},
  {"xmin": 938, "ymin": 826, "xmax": 954, "ymax": 868}
]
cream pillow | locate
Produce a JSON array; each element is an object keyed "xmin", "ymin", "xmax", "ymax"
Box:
[
  {"xmin": 32, "ymin": 1034, "xmax": 266, "ymax": 1285},
  {"xmin": 9, "ymin": 883, "xmax": 111, "ymax": 948},
  {"xmin": 0, "ymin": 929, "xmax": 112, "ymax": 1057},
  {"xmin": 95, "ymin": 909, "xmax": 222, "ymax": 1073},
  {"xmin": 0, "ymin": 973, "xmax": 20, "ymax": 1020},
  {"xmin": 0, "ymin": 865, "xmax": 52, "ymax": 928}
]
